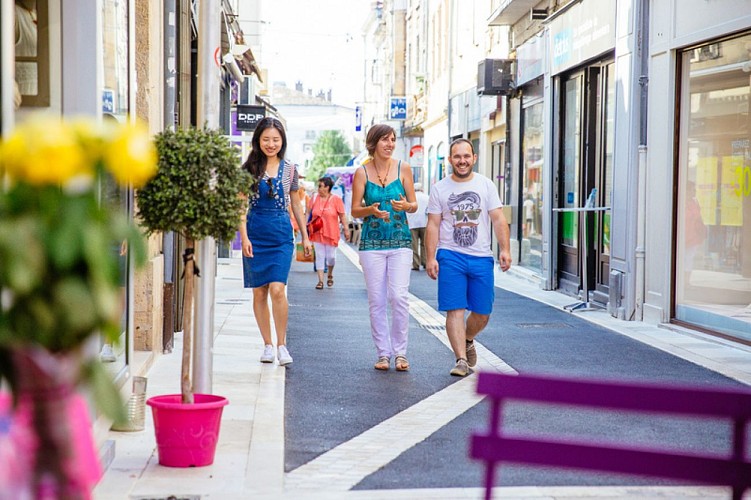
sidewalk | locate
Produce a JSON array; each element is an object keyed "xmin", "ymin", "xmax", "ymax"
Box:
[{"xmin": 94, "ymin": 254, "xmax": 751, "ymax": 499}]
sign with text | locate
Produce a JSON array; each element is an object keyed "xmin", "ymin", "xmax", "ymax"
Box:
[
  {"xmin": 102, "ymin": 88, "xmax": 114, "ymax": 114},
  {"xmin": 236, "ymin": 105, "xmax": 266, "ymax": 131},
  {"xmin": 389, "ymin": 97, "xmax": 407, "ymax": 120},
  {"xmin": 549, "ymin": 0, "xmax": 615, "ymax": 75},
  {"xmin": 355, "ymin": 105, "xmax": 362, "ymax": 132},
  {"xmin": 410, "ymin": 144, "xmax": 424, "ymax": 167}
]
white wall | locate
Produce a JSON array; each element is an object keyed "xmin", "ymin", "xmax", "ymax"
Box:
[{"xmin": 643, "ymin": 0, "xmax": 751, "ymax": 322}]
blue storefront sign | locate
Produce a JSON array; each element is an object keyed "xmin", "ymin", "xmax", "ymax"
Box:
[
  {"xmin": 389, "ymin": 97, "xmax": 407, "ymax": 120},
  {"xmin": 102, "ymin": 89, "xmax": 114, "ymax": 114}
]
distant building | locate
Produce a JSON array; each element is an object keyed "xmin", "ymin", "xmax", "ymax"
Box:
[{"xmin": 271, "ymin": 82, "xmax": 358, "ymax": 177}]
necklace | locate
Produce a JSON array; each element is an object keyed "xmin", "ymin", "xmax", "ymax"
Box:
[{"xmin": 373, "ymin": 160, "xmax": 390, "ymax": 187}]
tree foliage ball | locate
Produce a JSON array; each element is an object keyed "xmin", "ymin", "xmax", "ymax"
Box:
[{"xmin": 137, "ymin": 128, "xmax": 252, "ymax": 242}]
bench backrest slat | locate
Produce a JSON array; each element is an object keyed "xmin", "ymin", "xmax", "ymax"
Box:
[
  {"xmin": 471, "ymin": 372, "xmax": 751, "ymax": 499},
  {"xmin": 475, "ymin": 372, "xmax": 751, "ymax": 418},
  {"xmin": 471, "ymin": 435, "xmax": 751, "ymax": 485}
]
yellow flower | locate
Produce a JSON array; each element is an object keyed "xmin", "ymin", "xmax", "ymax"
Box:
[
  {"xmin": 1, "ymin": 116, "xmax": 90, "ymax": 185},
  {"xmin": 103, "ymin": 121, "xmax": 157, "ymax": 188},
  {"xmin": 69, "ymin": 116, "xmax": 109, "ymax": 168}
]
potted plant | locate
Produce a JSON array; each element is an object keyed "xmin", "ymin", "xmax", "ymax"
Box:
[
  {"xmin": 0, "ymin": 115, "xmax": 156, "ymax": 498},
  {"xmin": 135, "ymin": 126, "xmax": 250, "ymax": 467}
]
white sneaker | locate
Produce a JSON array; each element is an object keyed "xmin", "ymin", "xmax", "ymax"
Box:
[
  {"xmin": 277, "ymin": 345, "xmax": 293, "ymax": 366},
  {"xmin": 260, "ymin": 344, "xmax": 275, "ymax": 363}
]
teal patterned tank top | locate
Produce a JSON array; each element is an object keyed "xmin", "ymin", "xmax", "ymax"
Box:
[{"xmin": 359, "ymin": 161, "xmax": 412, "ymax": 251}]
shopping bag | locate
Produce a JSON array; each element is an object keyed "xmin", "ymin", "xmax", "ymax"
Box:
[{"xmin": 295, "ymin": 242, "xmax": 314, "ymax": 262}]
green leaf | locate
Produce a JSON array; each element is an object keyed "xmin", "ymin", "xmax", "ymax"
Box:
[{"xmin": 82, "ymin": 360, "xmax": 127, "ymax": 424}]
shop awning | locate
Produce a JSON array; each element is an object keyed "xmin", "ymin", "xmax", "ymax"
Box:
[
  {"xmin": 488, "ymin": 0, "xmax": 539, "ymax": 26},
  {"xmin": 220, "ymin": 0, "xmax": 263, "ymax": 82}
]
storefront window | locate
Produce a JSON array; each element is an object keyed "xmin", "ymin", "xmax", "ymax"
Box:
[
  {"xmin": 676, "ymin": 33, "xmax": 751, "ymax": 341},
  {"xmin": 100, "ymin": 0, "xmax": 130, "ymax": 372},
  {"xmin": 520, "ymin": 82, "xmax": 544, "ymax": 273},
  {"xmin": 14, "ymin": 0, "xmax": 50, "ymax": 107}
]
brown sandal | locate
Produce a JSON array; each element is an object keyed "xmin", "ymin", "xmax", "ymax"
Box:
[
  {"xmin": 395, "ymin": 355, "xmax": 410, "ymax": 372},
  {"xmin": 327, "ymin": 276, "xmax": 334, "ymax": 287},
  {"xmin": 374, "ymin": 356, "xmax": 390, "ymax": 371},
  {"xmin": 315, "ymin": 281, "xmax": 324, "ymax": 290}
]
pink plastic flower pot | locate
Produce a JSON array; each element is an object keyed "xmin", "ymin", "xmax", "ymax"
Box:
[{"xmin": 146, "ymin": 394, "xmax": 229, "ymax": 467}]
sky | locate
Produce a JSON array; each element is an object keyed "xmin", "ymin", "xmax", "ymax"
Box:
[{"xmin": 255, "ymin": 0, "xmax": 371, "ymax": 109}]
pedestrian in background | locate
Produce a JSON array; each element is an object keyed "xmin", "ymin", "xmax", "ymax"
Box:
[
  {"xmin": 406, "ymin": 182, "xmax": 430, "ymax": 271},
  {"xmin": 288, "ymin": 172, "xmax": 310, "ymax": 242},
  {"xmin": 425, "ymin": 138, "xmax": 511, "ymax": 377},
  {"xmin": 307, "ymin": 176, "xmax": 350, "ymax": 289},
  {"xmin": 351, "ymin": 124, "xmax": 418, "ymax": 372},
  {"xmin": 239, "ymin": 117, "xmax": 312, "ymax": 366}
]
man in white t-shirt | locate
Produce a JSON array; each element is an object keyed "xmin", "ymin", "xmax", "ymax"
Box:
[
  {"xmin": 405, "ymin": 182, "xmax": 430, "ymax": 270},
  {"xmin": 425, "ymin": 138, "xmax": 511, "ymax": 377}
]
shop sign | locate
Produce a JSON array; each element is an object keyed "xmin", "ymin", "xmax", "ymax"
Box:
[
  {"xmin": 102, "ymin": 89, "xmax": 114, "ymax": 114},
  {"xmin": 517, "ymin": 33, "xmax": 547, "ymax": 85},
  {"xmin": 236, "ymin": 105, "xmax": 266, "ymax": 131},
  {"xmin": 549, "ymin": 0, "xmax": 616, "ymax": 75},
  {"xmin": 355, "ymin": 105, "xmax": 362, "ymax": 132},
  {"xmin": 410, "ymin": 145, "xmax": 424, "ymax": 167},
  {"xmin": 389, "ymin": 97, "xmax": 407, "ymax": 120}
]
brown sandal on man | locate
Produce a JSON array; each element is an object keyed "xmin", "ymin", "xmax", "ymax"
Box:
[
  {"xmin": 395, "ymin": 355, "xmax": 410, "ymax": 372},
  {"xmin": 315, "ymin": 281, "xmax": 324, "ymax": 290},
  {"xmin": 327, "ymin": 276, "xmax": 334, "ymax": 287},
  {"xmin": 374, "ymin": 356, "xmax": 390, "ymax": 371}
]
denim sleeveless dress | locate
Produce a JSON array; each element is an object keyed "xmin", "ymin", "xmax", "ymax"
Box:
[
  {"xmin": 242, "ymin": 162, "xmax": 294, "ymax": 287},
  {"xmin": 359, "ymin": 161, "xmax": 412, "ymax": 251}
]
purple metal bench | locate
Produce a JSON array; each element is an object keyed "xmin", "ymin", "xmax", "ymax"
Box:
[{"xmin": 470, "ymin": 372, "xmax": 751, "ymax": 500}]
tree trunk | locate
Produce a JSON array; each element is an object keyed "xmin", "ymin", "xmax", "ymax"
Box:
[{"xmin": 181, "ymin": 238, "xmax": 195, "ymax": 404}]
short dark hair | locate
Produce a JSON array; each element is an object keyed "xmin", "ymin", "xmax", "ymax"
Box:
[
  {"xmin": 317, "ymin": 176, "xmax": 334, "ymax": 191},
  {"xmin": 365, "ymin": 124, "xmax": 396, "ymax": 156},
  {"xmin": 449, "ymin": 138, "xmax": 475, "ymax": 156}
]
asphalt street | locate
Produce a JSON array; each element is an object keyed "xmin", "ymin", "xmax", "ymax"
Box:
[{"xmin": 284, "ymin": 243, "xmax": 746, "ymax": 491}]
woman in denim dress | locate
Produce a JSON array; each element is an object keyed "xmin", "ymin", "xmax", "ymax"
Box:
[{"xmin": 239, "ymin": 118, "xmax": 312, "ymax": 366}]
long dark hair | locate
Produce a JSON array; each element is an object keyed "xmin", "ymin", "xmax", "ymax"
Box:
[{"xmin": 242, "ymin": 117, "xmax": 287, "ymax": 193}]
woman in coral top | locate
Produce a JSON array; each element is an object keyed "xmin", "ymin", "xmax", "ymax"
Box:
[{"xmin": 306, "ymin": 176, "xmax": 350, "ymax": 289}]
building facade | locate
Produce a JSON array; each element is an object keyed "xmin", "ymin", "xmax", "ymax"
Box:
[{"xmin": 367, "ymin": 0, "xmax": 750, "ymax": 343}]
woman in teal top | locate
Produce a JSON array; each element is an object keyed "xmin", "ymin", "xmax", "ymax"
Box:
[{"xmin": 351, "ymin": 124, "xmax": 418, "ymax": 372}]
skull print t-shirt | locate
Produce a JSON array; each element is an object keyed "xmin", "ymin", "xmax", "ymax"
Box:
[{"xmin": 426, "ymin": 174, "xmax": 502, "ymax": 258}]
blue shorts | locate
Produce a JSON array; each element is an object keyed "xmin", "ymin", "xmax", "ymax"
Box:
[{"xmin": 436, "ymin": 249, "xmax": 495, "ymax": 315}]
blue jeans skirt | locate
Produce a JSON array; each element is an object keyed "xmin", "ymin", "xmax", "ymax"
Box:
[{"xmin": 242, "ymin": 208, "xmax": 293, "ymax": 288}]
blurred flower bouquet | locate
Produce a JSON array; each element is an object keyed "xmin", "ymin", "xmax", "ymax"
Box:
[{"xmin": 0, "ymin": 115, "xmax": 156, "ymax": 498}]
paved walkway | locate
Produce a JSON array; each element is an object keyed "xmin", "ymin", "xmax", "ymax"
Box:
[{"xmin": 94, "ymin": 249, "xmax": 751, "ymax": 499}]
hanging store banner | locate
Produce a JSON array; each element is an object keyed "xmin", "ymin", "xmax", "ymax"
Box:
[
  {"xmin": 389, "ymin": 97, "xmax": 407, "ymax": 120},
  {"xmin": 355, "ymin": 105, "xmax": 362, "ymax": 132},
  {"xmin": 410, "ymin": 145, "xmax": 424, "ymax": 167},
  {"xmin": 236, "ymin": 105, "xmax": 266, "ymax": 131},
  {"xmin": 517, "ymin": 32, "xmax": 547, "ymax": 86},
  {"xmin": 549, "ymin": 0, "xmax": 616, "ymax": 75}
]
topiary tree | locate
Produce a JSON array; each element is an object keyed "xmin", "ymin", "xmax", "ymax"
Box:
[{"xmin": 136, "ymin": 127, "xmax": 251, "ymax": 404}]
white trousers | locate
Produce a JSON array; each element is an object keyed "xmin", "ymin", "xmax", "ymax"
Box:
[
  {"xmin": 313, "ymin": 242, "xmax": 337, "ymax": 269},
  {"xmin": 358, "ymin": 248, "xmax": 412, "ymax": 358}
]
